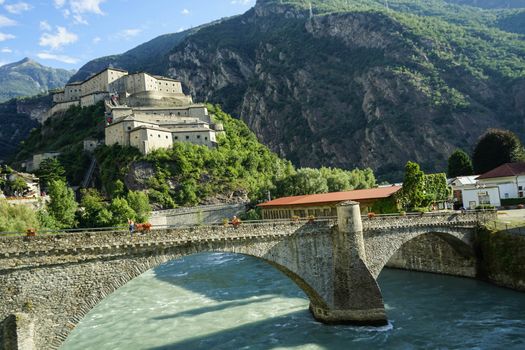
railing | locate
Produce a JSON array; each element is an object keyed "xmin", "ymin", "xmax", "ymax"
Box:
[
  {"xmin": 151, "ymin": 203, "xmax": 247, "ymax": 217},
  {"xmin": 0, "ymin": 217, "xmax": 337, "ymax": 238},
  {"xmin": 0, "ymin": 209, "xmax": 496, "ymax": 238}
]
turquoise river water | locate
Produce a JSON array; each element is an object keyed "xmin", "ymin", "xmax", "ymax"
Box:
[{"xmin": 61, "ymin": 253, "xmax": 525, "ymax": 349}]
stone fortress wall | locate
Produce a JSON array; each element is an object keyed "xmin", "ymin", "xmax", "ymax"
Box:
[{"xmin": 48, "ymin": 67, "xmax": 223, "ymax": 154}]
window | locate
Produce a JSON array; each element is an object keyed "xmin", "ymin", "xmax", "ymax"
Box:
[
  {"xmin": 185, "ymin": 136, "xmax": 190, "ymax": 140},
  {"xmin": 478, "ymin": 192, "xmax": 490, "ymax": 205},
  {"xmin": 205, "ymin": 137, "xmax": 208, "ymax": 140},
  {"xmin": 127, "ymin": 127, "xmax": 131, "ymax": 131},
  {"xmin": 197, "ymin": 135, "xmax": 201, "ymax": 139},
  {"xmin": 174, "ymin": 136, "xmax": 178, "ymax": 140},
  {"xmin": 158, "ymin": 134, "xmax": 161, "ymax": 138}
]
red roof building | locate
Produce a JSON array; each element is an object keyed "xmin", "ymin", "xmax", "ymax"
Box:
[
  {"xmin": 476, "ymin": 163, "xmax": 525, "ymax": 180},
  {"xmin": 258, "ymin": 186, "xmax": 402, "ymax": 219}
]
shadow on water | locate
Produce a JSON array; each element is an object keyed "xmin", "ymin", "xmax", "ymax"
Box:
[
  {"xmin": 152, "ymin": 253, "xmax": 307, "ymax": 302},
  {"xmin": 146, "ymin": 309, "xmax": 391, "ymax": 350},
  {"xmin": 152, "ymin": 295, "xmax": 275, "ymax": 320}
]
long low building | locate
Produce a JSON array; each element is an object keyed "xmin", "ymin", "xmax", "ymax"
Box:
[{"xmin": 258, "ymin": 186, "xmax": 402, "ymax": 219}]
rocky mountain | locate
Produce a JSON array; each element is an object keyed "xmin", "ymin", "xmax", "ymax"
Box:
[
  {"xmin": 0, "ymin": 58, "xmax": 74, "ymax": 102},
  {"xmin": 46, "ymin": 0, "xmax": 525, "ymax": 180}
]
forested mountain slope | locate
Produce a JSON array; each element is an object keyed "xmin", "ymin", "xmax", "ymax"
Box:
[{"xmin": 47, "ymin": 0, "xmax": 525, "ymax": 179}]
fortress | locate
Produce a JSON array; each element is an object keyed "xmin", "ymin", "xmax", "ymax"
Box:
[{"xmin": 50, "ymin": 68, "xmax": 222, "ymax": 155}]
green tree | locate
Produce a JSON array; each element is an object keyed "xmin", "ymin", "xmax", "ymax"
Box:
[
  {"xmin": 290, "ymin": 168, "xmax": 329, "ymax": 195},
  {"xmin": 47, "ymin": 180, "xmax": 78, "ymax": 229},
  {"xmin": 79, "ymin": 189, "xmax": 113, "ymax": 227},
  {"xmin": 0, "ymin": 198, "xmax": 40, "ymax": 232},
  {"xmin": 473, "ymin": 129, "xmax": 525, "ymax": 174},
  {"xmin": 447, "ymin": 149, "xmax": 473, "ymax": 177},
  {"xmin": 36, "ymin": 158, "xmax": 66, "ymax": 189},
  {"xmin": 109, "ymin": 197, "xmax": 136, "ymax": 226},
  {"xmin": 400, "ymin": 161, "xmax": 426, "ymax": 209},
  {"xmin": 8, "ymin": 177, "xmax": 28, "ymax": 195},
  {"xmin": 126, "ymin": 191, "xmax": 151, "ymax": 223}
]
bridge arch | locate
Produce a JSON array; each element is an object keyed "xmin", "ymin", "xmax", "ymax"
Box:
[{"xmin": 364, "ymin": 227, "xmax": 477, "ymax": 279}]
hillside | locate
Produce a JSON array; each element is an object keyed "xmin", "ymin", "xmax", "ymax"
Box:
[
  {"xmin": 11, "ymin": 103, "xmax": 375, "ymax": 208},
  {"xmin": 0, "ymin": 58, "xmax": 74, "ymax": 102},
  {"xmin": 43, "ymin": 0, "xmax": 525, "ymax": 180},
  {"xmin": 0, "ymin": 95, "xmax": 52, "ymax": 162}
]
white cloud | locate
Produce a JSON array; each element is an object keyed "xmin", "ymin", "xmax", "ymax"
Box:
[
  {"xmin": 181, "ymin": 8, "xmax": 190, "ymax": 15},
  {"xmin": 1, "ymin": 47, "xmax": 12, "ymax": 53},
  {"xmin": 37, "ymin": 52, "xmax": 78, "ymax": 64},
  {"xmin": 115, "ymin": 28, "xmax": 141, "ymax": 40},
  {"xmin": 70, "ymin": 0, "xmax": 105, "ymax": 15},
  {"xmin": 92, "ymin": 36, "xmax": 101, "ymax": 44},
  {"xmin": 0, "ymin": 32, "xmax": 15, "ymax": 41},
  {"xmin": 40, "ymin": 20, "xmax": 52, "ymax": 31},
  {"xmin": 0, "ymin": 61, "xmax": 7, "ymax": 67},
  {"xmin": 54, "ymin": 0, "xmax": 66, "ymax": 8},
  {"xmin": 0, "ymin": 0, "xmax": 4, "ymax": 5},
  {"xmin": 0, "ymin": 15, "xmax": 17, "ymax": 27},
  {"xmin": 73, "ymin": 14, "xmax": 88, "ymax": 24},
  {"xmin": 5, "ymin": 2, "xmax": 32, "ymax": 14},
  {"xmin": 39, "ymin": 26, "xmax": 78, "ymax": 49}
]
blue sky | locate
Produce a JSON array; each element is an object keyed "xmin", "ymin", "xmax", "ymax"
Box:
[{"xmin": 0, "ymin": 0, "xmax": 256, "ymax": 69}]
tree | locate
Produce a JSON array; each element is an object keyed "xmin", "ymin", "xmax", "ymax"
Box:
[
  {"xmin": 447, "ymin": 149, "xmax": 473, "ymax": 177},
  {"xmin": 47, "ymin": 180, "xmax": 78, "ymax": 229},
  {"xmin": 473, "ymin": 129, "xmax": 525, "ymax": 174},
  {"xmin": 0, "ymin": 198, "xmax": 40, "ymax": 232},
  {"xmin": 126, "ymin": 191, "xmax": 151, "ymax": 223},
  {"xmin": 8, "ymin": 177, "xmax": 28, "ymax": 195},
  {"xmin": 109, "ymin": 197, "xmax": 136, "ymax": 226},
  {"xmin": 400, "ymin": 161, "xmax": 425, "ymax": 209},
  {"xmin": 36, "ymin": 158, "xmax": 66, "ymax": 189},
  {"xmin": 79, "ymin": 189, "xmax": 113, "ymax": 228},
  {"xmin": 290, "ymin": 168, "xmax": 329, "ymax": 195}
]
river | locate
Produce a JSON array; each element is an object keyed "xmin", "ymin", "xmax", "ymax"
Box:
[{"xmin": 61, "ymin": 253, "xmax": 525, "ymax": 349}]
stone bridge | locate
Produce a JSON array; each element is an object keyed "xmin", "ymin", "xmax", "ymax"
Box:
[{"xmin": 0, "ymin": 203, "xmax": 495, "ymax": 350}]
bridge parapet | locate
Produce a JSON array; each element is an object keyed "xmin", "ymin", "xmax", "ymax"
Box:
[
  {"xmin": 0, "ymin": 221, "xmax": 334, "ymax": 269},
  {"xmin": 362, "ymin": 211, "xmax": 496, "ymax": 231}
]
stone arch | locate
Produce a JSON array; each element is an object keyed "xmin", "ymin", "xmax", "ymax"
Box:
[
  {"xmin": 53, "ymin": 234, "xmax": 335, "ymax": 349},
  {"xmin": 364, "ymin": 227, "xmax": 476, "ymax": 279}
]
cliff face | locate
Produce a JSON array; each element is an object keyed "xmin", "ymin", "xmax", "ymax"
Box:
[{"xmin": 166, "ymin": 2, "xmax": 522, "ymax": 179}]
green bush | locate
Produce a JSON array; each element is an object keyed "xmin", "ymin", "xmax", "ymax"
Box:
[{"xmin": 500, "ymin": 198, "xmax": 525, "ymax": 206}]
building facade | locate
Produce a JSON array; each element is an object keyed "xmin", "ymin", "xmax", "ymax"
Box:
[{"xmin": 258, "ymin": 186, "xmax": 402, "ymax": 219}]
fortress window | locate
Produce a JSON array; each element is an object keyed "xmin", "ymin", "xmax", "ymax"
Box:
[
  {"xmin": 174, "ymin": 136, "xmax": 178, "ymax": 140},
  {"xmin": 158, "ymin": 134, "xmax": 161, "ymax": 138},
  {"xmin": 166, "ymin": 136, "xmax": 169, "ymax": 139},
  {"xmin": 127, "ymin": 127, "xmax": 131, "ymax": 131},
  {"xmin": 205, "ymin": 137, "xmax": 208, "ymax": 140},
  {"xmin": 186, "ymin": 136, "xmax": 189, "ymax": 140},
  {"xmin": 197, "ymin": 135, "xmax": 201, "ymax": 139}
]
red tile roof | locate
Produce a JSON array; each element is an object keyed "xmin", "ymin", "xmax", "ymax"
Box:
[
  {"xmin": 258, "ymin": 186, "xmax": 402, "ymax": 208},
  {"xmin": 477, "ymin": 163, "xmax": 525, "ymax": 180}
]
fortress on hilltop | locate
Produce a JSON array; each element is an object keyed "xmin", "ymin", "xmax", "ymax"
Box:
[{"xmin": 49, "ymin": 68, "xmax": 222, "ymax": 155}]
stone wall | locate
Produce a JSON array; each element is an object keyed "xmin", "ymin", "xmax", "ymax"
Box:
[
  {"xmin": 386, "ymin": 233, "xmax": 477, "ymax": 277},
  {"xmin": 476, "ymin": 229, "xmax": 525, "ymax": 291},
  {"xmin": 149, "ymin": 203, "xmax": 247, "ymax": 227}
]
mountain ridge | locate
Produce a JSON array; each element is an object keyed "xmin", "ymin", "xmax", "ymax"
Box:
[
  {"xmin": 0, "ymin": 57, "xmax": 75, "ymax": 102},
  {"xmin": 14, "ymin": 0, "xmax": 525, "ymax": 180}
]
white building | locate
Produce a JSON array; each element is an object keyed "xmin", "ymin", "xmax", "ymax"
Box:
[
  {"xmin": 476, "ymin": 163, "xmax": 525, "ymax": 201},
  {"xmin": 25, "ymin": 152, "xmax": 61, "ymax": 172}
]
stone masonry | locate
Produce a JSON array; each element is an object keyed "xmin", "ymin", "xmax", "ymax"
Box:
[{"xmin": 0, "ymin": 207, "xmax": 494, "ymax": 350}]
